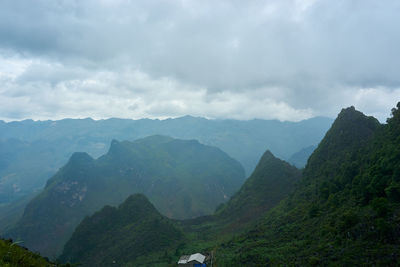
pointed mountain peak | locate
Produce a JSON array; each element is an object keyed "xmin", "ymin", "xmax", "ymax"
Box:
[
  {"xmin": 120, "ymin": 194, "xmax": 154, "ymax": 210},
  {"xmin": 319, "ymin": 106, "xmax": 381, "ymax": 144},
  {"xmin": 217, "ymin": 149, "xmax": 300, "ymax": 224},
  {"xmin": 260, "ymin": 150, "xmax": 275, "ymax": 160},
  {"xmin": 335, "ymin": 106, "xmax": 379, "ymax": 126},
  {"xmin": 60, "ymin": 193, "xmax": 183, "ymax": 266},
  {"xmin": 252, "ymin": 150, "xmax": 297, "ymax": 178},
  {"xmin": 337, "ymin": 106, "xmax": 362, "ymax": 119},
  {"xmin": 254, "ymin": 150, "xmax": 284, "ymax": 171},
  {"xmin": 118, "ymin": 194, "xmax": 159, "ymax": 218},
  {"xmin": 305, "ymin": 107, "xmax": 381, "ymax": 178},
  {"xmin": 122, "ymin": 193, "xmax": 148, "ymax": 203}
]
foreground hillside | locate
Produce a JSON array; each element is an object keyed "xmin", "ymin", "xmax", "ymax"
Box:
[
  {"xmin": 0, "ymin": 238, "xmax": 67, "ymax": 267},
  {"xmin": 8, "ymin": 135, "xmax": 244, "ymax": 257},
  {"xmin": 213, "ymin": 105, "xmax": 400, "ymax": 265}
]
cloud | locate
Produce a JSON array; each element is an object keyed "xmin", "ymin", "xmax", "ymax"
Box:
[
  {"xmin": 0, "ymin": 0, "xmax": 399, "ymax": 121},
  {"xmin": 0, "ymin": 60, "xmax": 313, "ymax": 121}
]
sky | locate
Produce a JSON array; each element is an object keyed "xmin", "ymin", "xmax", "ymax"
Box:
[{"xmin": 0, "ymin": 0, "xmax": 400, "ymax": 122}]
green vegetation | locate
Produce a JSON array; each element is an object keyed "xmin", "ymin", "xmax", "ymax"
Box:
[
  {"xmin": 214, "ymin": 150, "xmax": 301, "ymax": 228},
  {"xmin": 0, "ymin": 238, "xmax": 68, "ymax": 267},
  {"xmin": 7, "ymin": 136, "xmax": 244, "ymax": 257},
  {"xmin": 60, "ymin": 194, "xmax": 183, "ymax": 266},
  {"xmin": 210, "ymin": 105, "xmax": 400, "ymax": 265},
  {"xmin": 59, "ymin": 147, "xmax": 301, "ymax": 266},
  {"xmin": 10, "ymin": 103, "xmax": 400, "ymax": 266},
  {"xmin": 62, "ymin": 103, "xmax": 400, "ymax": 266}
]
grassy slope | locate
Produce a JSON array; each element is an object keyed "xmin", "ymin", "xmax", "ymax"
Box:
[{"xmin": 0, "ymin": 238, "xmax": 69, "ymax": 267}]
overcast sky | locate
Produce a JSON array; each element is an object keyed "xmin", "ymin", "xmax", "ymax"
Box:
[{"xmin": 0, "ymin": 0, "xmax": 399, "ymax": 122}]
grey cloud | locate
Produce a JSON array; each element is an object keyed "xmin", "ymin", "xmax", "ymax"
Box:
[
  {"xmin": 0, "ymin": 0, "xmax": 399, "ymax": 121},
  {"xmin": 16, "ymin": 62, "xmax": 90, "ymax": 86}
]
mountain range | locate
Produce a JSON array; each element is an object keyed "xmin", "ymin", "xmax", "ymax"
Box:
[
  {"xmin": 60, "ymin": 103, "xmax": 400, "ymax": 266},
  {"xmin": 0, "ymin": 116, "xmax": 332, "ymax": 206},
  {"xmin": 60, "ymin": 148, "xmax": 300, "ymax": 266},
  {"xmin": 7, "ymin": 135, "xmax": 245, "ymax": 257}
]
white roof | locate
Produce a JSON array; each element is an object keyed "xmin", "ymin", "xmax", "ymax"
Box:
[
  {"xmin": 178, "ymin": 253, "xmax": 206, "ymax": 264},
  {"xmin": 178, "ymin": 255, "xmax": 190, "ymax": 264},
  {"xmin": 188, "ymin": 253, "xmax": 206, "ymax": 263}
]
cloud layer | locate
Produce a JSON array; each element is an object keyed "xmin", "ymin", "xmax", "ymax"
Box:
[{"xmin": 1, "ymin": 0, "xmax": 399, "ymax": 121}]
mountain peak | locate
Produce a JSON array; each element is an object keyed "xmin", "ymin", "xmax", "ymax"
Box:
[
  {"xmin": 217, "ymin": 150, "xmax": 300, "ymax": 224},
  {"xmin": 60, "ymin": 194, "xmax": 183, "ymax": 266},
  {"xmin": 305, "ymin": 107, "xmax": 381, "ymax": 178},
  {"xmin": 318, "ymin": 106, "xmax": 380, "ymax": 145},
  {"xmin": 69, "ymin": 152, "xmax": 93, "ymax": 164},
  {"xmin": 337, "ymin": 106, "xmax": 361, "ymax": 120},
  {"xmin": 13, "ymin": 135, "xmax": 245, "ymax": 257},
  {"xmin": 119, "ymin": 194, "xmax": 157, "ymax": 217},
  {"xmin": 253, "ymin": 150, "xmax": 282, "ymax": 173},
  {"xmin": 260, "ymin": 150, "xmax": 274, "ymax": 160},
  {"xmin": 342, "ymin": 105, "xmax": 356, "ymax": 112},
  {"xmin": 335, "ymin": 106, "xmax": 380, "ymax": 128}
]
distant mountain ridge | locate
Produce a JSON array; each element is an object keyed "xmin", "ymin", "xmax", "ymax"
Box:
[
  {"xmin": 0, "ymin": 116, "xmax": 332, "ymax": 205},
  {"xmin": 8, "ymin": 135, "xmax": 245, "ymax": 257},
  {"xmin": 288, "ymin": 145, "xmax": 316, "ymax": 168}
]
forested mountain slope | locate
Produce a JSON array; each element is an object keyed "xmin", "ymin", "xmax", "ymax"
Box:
[
  {"xmin": 59, "ymin": 149, "xmax": 301, "ymax": 266},
  {"xmin": 215, "ymin": 150, "xmax": 301, "ymax": 226},
  {"xmin": 213, "ymin": 105, "xmax": 400, "ymax": 265},
  {"xmin": 60, "ymin": 194, "xmax": 183, "ymax": 267}
]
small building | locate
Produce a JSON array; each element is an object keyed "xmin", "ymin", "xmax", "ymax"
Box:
[{"xmin": 178, "ymin": 253, "xmax": 206, "ymax": 267}]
